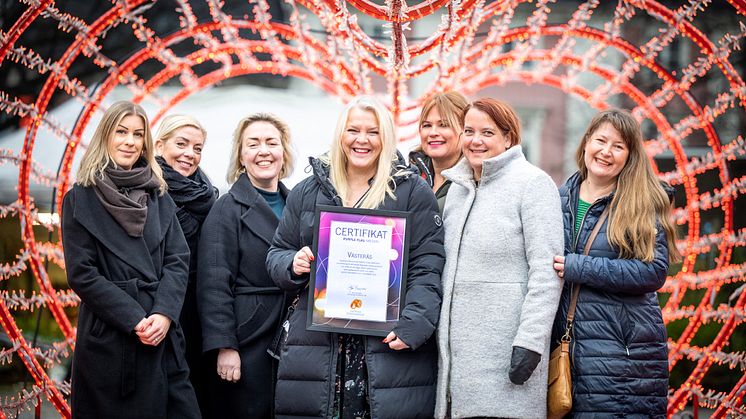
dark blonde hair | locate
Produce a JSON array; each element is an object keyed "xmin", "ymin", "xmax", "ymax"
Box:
[
  {"xmin": 463, "ymin": 98, "xmax": 522, "ymax": 147},
  {"xmin": 576, "ymin": 109, "xmax": 681, "ymax": 263},
  {"xmin": 154, "ymin": 114, "xmax": 207, "ymax": 146},
  {"xmin": 227, "ymin": 113, "xmax": 295, "ymax": 184},
  {"xmin": 417, "ymin": 91, "xmax": 469, "ymax": 148},
  {"xmin": 76, "ymin": 101, "xmax": 165, "ymax": 193}
]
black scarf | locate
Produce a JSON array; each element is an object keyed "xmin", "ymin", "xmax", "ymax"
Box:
[
  {"xmin": 93, "ymin": 159, "xmax": 161, "ymax": 237},
  {"xmin": 156, "ymin": 156, "xmax": 217, "ymax": 240}
]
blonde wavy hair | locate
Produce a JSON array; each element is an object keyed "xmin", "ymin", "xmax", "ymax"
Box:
[
  {"xmin": 322, "ymin": 96, "xmax": 403, "ymax": 209},
  {"xmin": 576, "ymin": 109, "xmax": 681, "ymax": 263},
  {"xmin": 76, "ymin": 101, "xmax": 166, "ymax": 193},
  {"xmin": 154, "ymin": 114, "xmax": 207, "ymax": 147},
  {"xmin": 227, "ymin": 113, "xmax": 295, "ymax": 184}
]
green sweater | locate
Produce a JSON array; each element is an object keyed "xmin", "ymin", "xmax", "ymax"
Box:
[{"xmin": 575, "ymin": 198, "xmax": 591, "ymax": 239}]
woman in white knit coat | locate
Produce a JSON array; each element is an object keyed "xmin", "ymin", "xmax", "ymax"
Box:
[{"xmin": 435, "ymin": 98, "xmax": 564, "ymax": 418}]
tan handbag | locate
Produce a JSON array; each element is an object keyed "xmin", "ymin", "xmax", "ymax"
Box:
[{"xmin": 547, "ymin": 206, "xmax": 609, "ymax": 419}]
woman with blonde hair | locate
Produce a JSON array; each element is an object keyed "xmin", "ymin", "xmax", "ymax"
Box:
[
  {"xmin": 552, "ymin": 108, "xmax": 680, "ymax": 417},
  {"xmin": 154, "ymin": 114, "xmax": 217, "ymax": 415},
  {"xmin": 266, "ymin": 96, "xmax": 445, "ymax": 418},
  {"xmin": 410, "ymin": 91, "xmax": 468, "ymax": 213},
  {"xmin": 62, "ymin": 101, "xmax": 199, "ymax": 418},
  {"xmin": 197, "ymin": 113, "xmax": 294, "ymax": 417}
]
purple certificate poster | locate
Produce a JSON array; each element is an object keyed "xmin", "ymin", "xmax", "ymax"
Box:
[{"xmin": 307, "ymin": 205, "xmax": 410, "ymax": 337}]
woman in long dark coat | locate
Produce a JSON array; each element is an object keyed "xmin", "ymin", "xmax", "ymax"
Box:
[
  {"xmin": 61, "ymin": 101, "xmax": 199, "ymax": 418},
  {"xmin": 197, "ymin": 113, "xmax": 295, "ymax": 418},
  {"xmin": 266, "ymin": 96, "xmax": 445, "ymax": 419},
  {"xmin": 552, "ymin": 109, "xmax": 680, "ymax": 417},
  {"xmin": 154, "ymin": 114, "xmax": 217, "ymax": 415}
]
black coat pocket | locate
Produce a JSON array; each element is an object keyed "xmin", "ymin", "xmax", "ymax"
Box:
[
  {"xmin": 236, "ymin": 303, "xmax": 269, "ymax": 345},
  {"xmin": 90, "ymin": 314, "xmax": 106, "ymax": 338}
]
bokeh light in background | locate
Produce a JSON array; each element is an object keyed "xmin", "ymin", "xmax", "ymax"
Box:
[{"xmin": 0, "ymin": 0, "xmax": 744, "ymax": 417}]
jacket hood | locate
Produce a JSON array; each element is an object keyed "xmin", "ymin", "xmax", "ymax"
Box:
[
  {"xmin": 307, "ymin": 150, "xmax": 414, "ymax": 201},
  {"xmin": 660, "ymin": 181, "xmax": 675, "ymax": 204},
  {"xmin": 408, "ymin": 150, "xmax": 434, "ymax": 188}
]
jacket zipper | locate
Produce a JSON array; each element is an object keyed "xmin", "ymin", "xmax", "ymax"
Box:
[
  {"xmin": 571, "ymin": 196, "xmax": 631, "ymax": 357},
  {"xmin": 446, "ymin": 180, "xmax": 479, "ymax": 407},
  {"xmin": 568, "ymin": 196, "xmax": 602, "ymax": 366},
  {"xmin": 328, "ymin": 333, "xmax": 337, "ymax": 417},
  {"xmin": 621, "ymin": 304, "xmax": 631, "ymax": 356},
  {"xmin": 365, "ymin": 340, "xmax": 374, "ymax": 415}
]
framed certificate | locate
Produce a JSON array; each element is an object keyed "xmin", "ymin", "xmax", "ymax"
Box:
[{"xmin": 307, "ymin": 205, "xmax": 411, "ymax": 337}]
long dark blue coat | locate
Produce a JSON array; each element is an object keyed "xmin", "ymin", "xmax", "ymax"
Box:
[
  {"xmin": 266, "ymin": 156, "xmax": 445, "ymax": 419},
  {"xmin": 197, "ymin": 173, "xmax": 291, "ymax": 418},
  {"xmin": 62, "ymin": 184, "xmax": 199, "ymax": 419},
  {"xmin": 552, "ymin": 172, "xmax": 670, "ymax": 418}
]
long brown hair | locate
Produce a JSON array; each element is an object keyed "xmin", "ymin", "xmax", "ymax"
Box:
[{"xmin": 576, "ymin": 109, "xmax": 680, "ymax": 263}]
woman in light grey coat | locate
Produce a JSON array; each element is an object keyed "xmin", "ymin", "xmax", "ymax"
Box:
[{"xmin": 435, "ymin": 98, "xmax": 564, "ymax": 418}]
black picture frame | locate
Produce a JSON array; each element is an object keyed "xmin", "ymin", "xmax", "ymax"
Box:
[{"xmin": 306, "ymin": 205, "xmax": 411, "ymax": 337}]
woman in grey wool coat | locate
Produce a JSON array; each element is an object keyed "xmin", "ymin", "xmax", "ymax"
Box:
[{"xmin": 435, "ymin": 98, "xmax": 564, "ymax": 418}]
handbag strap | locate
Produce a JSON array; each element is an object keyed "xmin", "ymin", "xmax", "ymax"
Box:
[{"xmin": 562, "ymin": 205, "xmax": 610, "ymax": 341}]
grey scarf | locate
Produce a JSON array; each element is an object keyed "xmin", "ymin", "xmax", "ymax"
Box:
[{"xmin": 93, "ymin": 160, "xmax": 161, "ymax": 237}]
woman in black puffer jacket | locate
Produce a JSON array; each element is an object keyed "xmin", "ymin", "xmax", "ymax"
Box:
[
  {"xmin": 266, "ymin": 96, "xmax": 445, "ymax": 419},
  {"xmin": 552, "ymin": 109, "xmax": 680, "ymax": 418}
]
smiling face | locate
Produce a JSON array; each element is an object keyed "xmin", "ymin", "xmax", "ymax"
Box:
[
  {"xmin": 462, "ymin": 108, "xmax": 511, "ymax": 180},
  {"xmin": 342, "ymin": 107, "xmax": 382, "ymax": 177},
  {"xmin": 155, "ymin": 125, "xmax": 205, "ymax": 177},
  {"xmin": 240, "ymin": 121, "xmax": 284, "ymax": 191},
  {"xmin": 107, "ymin": 114, "xmax": 145, "ymax": 170},
  {"xmin": 419, "ymin": 107, "xmax": 461, "ymax": 164},
  {"xmin": 583, "ymin": 122, "xmax": 630, "ymax": 184}
]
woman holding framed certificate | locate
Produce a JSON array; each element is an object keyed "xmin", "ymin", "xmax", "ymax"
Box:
[
  {"xmin": 434, "ymin": 98, "xmax": 564, "ymax": 418},
  {"xmin": 197, "ymin": 113, "xmax": 295, "ymax": 418},
  {"xmin": 266, "ymin": 96, "xmax": 445, "ymax": 419}
]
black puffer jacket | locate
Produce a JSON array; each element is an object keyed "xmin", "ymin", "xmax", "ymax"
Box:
[
  {"xmin": 408, "ymin": 150, "xmax": 451, "ymax": 215},
  {"xmin": 552, "ymin": 172, "xmax": 670, "ymax": 418},
  {"xmin": 266, "ymin": 154, "xmax": 445, "ymax": 419}
]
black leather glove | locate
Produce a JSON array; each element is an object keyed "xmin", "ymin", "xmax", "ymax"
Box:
[{"xmin": 509, "ymin": 346, "xmax": 541, "ymax": 385}]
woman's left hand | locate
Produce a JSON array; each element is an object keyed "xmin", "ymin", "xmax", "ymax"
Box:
[
  {"xmin": 136, "ymin": 314, "xmax": 172, "ymax": 346},
  {"xmin": 383, "ymin": 332, "xmax": 410, "ymax": 351},
  {"xmin": 553, "ymin": 255, "xmax": 565, "ymax": 279}
]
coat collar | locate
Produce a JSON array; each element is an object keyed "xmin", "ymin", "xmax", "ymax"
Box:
[
  {"xmin": 443, "ymin": 145, "xmax": 524, "ymax": 188},
  {"xmin": 72, "ymin": 185, "xmax": 175, "ymax": 282},
  {"xmin": 229, "ymin": 173, "xmax": 288, "ymax": 246},
  {"xmin": 561, "ymin": 171, "xmax": 615, "ymax": 212}
]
